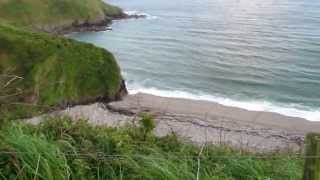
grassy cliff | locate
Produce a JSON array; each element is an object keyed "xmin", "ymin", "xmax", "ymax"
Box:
[
  {"xmin": 0, "ymin": 0, "xmax": 127, "ymax": 118},
  {"xmin": 0, "ymin": 0, "xmax": 123, "ymax": 32},
  {"xmin": 0, "ymin": 24, "xmax": 125, "ymax": 119}
]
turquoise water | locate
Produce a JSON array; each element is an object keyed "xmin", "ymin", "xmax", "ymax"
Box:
[{"xmin": 71, "ymin": 0, "xmax": 320, "ymax": 121}]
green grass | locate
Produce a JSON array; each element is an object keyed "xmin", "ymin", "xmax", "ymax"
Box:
[
  {"xmin": 0, "ymin": 0, "xmax": 122, "ymax": 31},
  {"xmin": 0, "ymin": 116, "xmax": 304, "ymax": 179},
  {"xmin": 0, "ymin": 24, "xmax": 122, "ymax": 119}
]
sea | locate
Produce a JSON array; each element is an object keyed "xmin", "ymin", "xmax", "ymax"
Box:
[{"xmin": 70, "ymin": 0, "xmax": 320, "ymax": 121}]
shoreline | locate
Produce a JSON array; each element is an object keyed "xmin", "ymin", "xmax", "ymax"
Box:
[
  {"xmin": 28, "ymin": 93, "xmax": 320, "ymax": 152},
  {"xmin": 127, "ymin": 88, "xmax": 320, "ymax": 121},
  {"xmin": 24, "ymin": 3, "xmax": 319, "ymax": 152},
  {"xmin": 109, "ymin": 93, "xmax": 320, "ymax": 132}
]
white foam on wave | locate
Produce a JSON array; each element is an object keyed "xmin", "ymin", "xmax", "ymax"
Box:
[
  {"xmin": 128, "ymin": 85, "xmax": 320, "ymax": 121},
  {"xmin": 124, "ymin": 10, "xmax": 158, "ymax": 20}
]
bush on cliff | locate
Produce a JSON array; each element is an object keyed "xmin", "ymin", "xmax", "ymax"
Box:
[{"xmin": 0, "ymin": 24, "xmax": 123, "ymax": 119}]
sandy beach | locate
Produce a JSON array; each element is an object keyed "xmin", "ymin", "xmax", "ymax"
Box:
[{"xmin": 29, "ymin": 93, "xmax": 320, "ymax": 152}]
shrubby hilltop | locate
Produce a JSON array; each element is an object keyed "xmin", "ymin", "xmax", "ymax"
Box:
[{"xmin": 0, "ymin": 0, "xmax": 124, "ymax": 33}]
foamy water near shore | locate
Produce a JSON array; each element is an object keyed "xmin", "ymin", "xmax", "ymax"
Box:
[{"xmin": 127, "ymin": 86, "xmax": 320, "ymax": 122}]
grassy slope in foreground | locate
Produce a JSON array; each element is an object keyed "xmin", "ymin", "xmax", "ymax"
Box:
[
  {"xmin": 0, "ymin": 24, "xmax": 124, "ymax": 119},
  {"xmin": 0, "ymin": 0, "xmax": 123, "ymax": 32},
  {"xmin": 0, "ymin": 116, "xmax": 303, "ymax": 180}
]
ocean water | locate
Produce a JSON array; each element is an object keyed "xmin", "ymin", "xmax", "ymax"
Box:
[{"xmin": 70, "ymin": 0, "xmax": 320, "ymax": 121}]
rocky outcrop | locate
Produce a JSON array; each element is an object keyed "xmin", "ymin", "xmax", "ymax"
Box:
[
  {"xmin": 115, "ymin": 79, "xmax": 129, "ymax": 100},
  {"xmin": 39, "ymin": 12, "xmax": 147, "ymax": 34}
]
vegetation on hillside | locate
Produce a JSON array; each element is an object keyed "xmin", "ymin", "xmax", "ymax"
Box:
[
  {"xmin": 0, "ymin": 24, "xmax": 123, "ymax": 119},
  {"xmin": 0, "ymin": 116, "xmax": 303, "ymax": 180},
  {"xmin": 0, "ymin": 0, "xmax": 122, "ymax": 31}
]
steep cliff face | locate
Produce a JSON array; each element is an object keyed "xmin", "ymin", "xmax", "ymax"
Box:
[{"xmin": 0, "ymin": 24, "xmax": 127, "ymax": 119}]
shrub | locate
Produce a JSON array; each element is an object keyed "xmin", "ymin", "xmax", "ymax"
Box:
[{"xmin": 139, "ymin": 113, "xmax": 156, "ymax": 140}]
